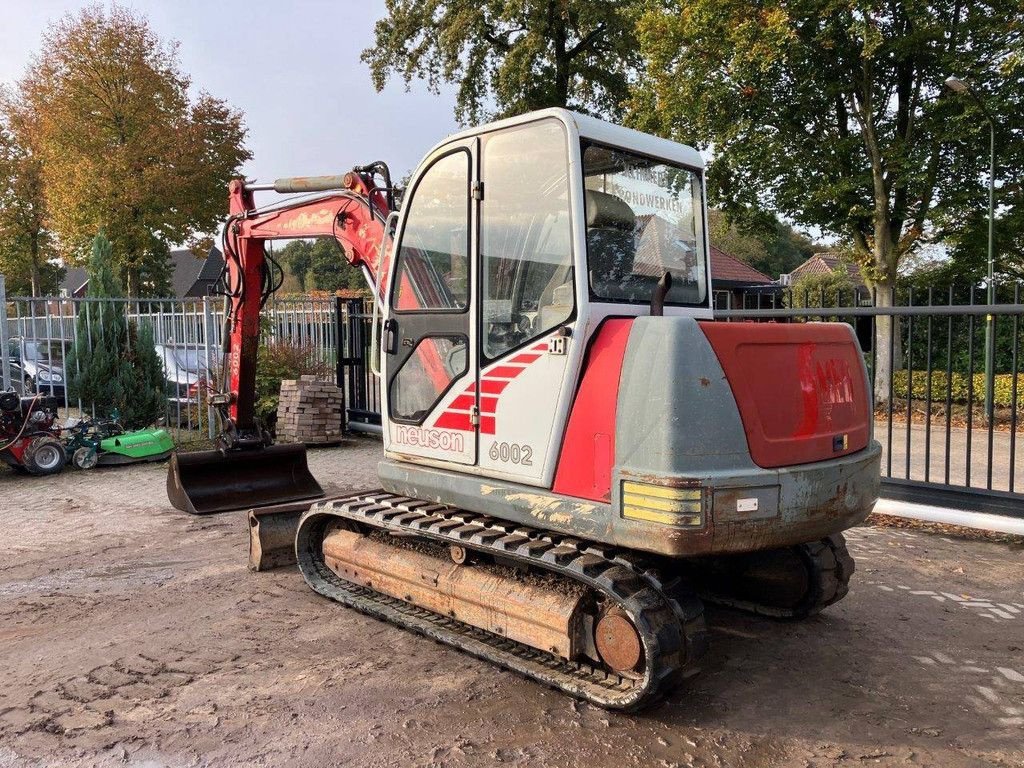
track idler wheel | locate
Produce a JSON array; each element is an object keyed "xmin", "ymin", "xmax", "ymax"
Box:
[{"xmin": 594, "ymin": 608, "xmax": 644, "ymax": 675}]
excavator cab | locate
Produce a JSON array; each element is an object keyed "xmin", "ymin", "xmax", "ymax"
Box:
[
  {"xmin": 377, "ymin": 111, "xmax": 713, "ymax": 482},
  {"xmin": 375, "ymin": 109, "xmax": 877, "ymax": 556}
]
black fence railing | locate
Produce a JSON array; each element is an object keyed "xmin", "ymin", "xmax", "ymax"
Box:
[{"xmin": 336, "ymin": 298, "xmax": 380, "ymax": 431}]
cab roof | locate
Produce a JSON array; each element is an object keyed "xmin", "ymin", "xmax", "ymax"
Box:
[{"xmin": 430, "ymin": 108, "xmax": 705, "ymax": 171}]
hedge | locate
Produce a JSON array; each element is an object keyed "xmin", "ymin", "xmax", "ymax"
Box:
[{"xmin": 890, "ymin": 370, "xmax": 1024, "ymax": 408}]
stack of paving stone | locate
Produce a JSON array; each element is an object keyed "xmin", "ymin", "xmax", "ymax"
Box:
[{"xmin": 276, "ymin": 376, "xmax": 344, "ymax": 445}]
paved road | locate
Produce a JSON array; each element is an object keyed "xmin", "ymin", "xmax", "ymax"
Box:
[
  {"xmin": 1, "ymin": 440, "xmax": 1022, "ymax": 767},
  {"xmin": 879, "ymin": 420, "xmax": 1024, "ymax": 495}
]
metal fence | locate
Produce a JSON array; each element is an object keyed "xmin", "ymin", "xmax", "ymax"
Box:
[
  {"xmin": 338, "ymin": 298, "xmax": 381, "ymax": 433},
  {"xmin": 1, "ymin": 280, "xmax": 338, "ymax": 446},
  {"xmin": 9, "ymin": 271, "xmax": 1019, "ymax": 516}
]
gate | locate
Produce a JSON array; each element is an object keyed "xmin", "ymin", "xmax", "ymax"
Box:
[{"xmin": 336, "ymin": 298, "xmax": 381, "ymax": 433}]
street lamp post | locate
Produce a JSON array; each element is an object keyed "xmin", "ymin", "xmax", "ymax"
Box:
[{"xmin": 946, "ymin": 75, "xmax": 996, "ymax": 420}]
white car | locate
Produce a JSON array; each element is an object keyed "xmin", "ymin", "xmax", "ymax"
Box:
[{"xmin": 155, "ymin": 344, "xmax": 211, "ymax": 404}]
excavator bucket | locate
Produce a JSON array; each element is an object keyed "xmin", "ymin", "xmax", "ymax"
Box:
[{"xmin": 167, "ymin": 443, "xmax": 324, "ymax": 515}]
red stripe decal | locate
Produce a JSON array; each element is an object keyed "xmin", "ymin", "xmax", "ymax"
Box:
[
  {"xmin": 478, "ymin": 396, "xmax": 499, "ymax": 414},
  {"xmin": 531, "ymin": 342, "xmax": 548, "ymax": 351},
  {"xmin": 509, "ymin": 353, "xmax": 541, "ymax": 364},
  {"xmin": 552, "ymin": 319, "xmax": 633, "ymax": 502},
  {"xmin": 449, "ymin": 394, "xmax": 475, "ymax": 411},
  {"xmin": 433, "ymin": 412, "xmax": 474, "ymax": 431},
  {"xmin": 485, "ymin": 365, "xmax": 524, "ymax": 380},
  {"xmin": 478, "ymin": 379, "xmax": 510, "ymax": 395},
  {"xmin": 479, "ymin": 416, "xmax": 496, "ymax": 435}
]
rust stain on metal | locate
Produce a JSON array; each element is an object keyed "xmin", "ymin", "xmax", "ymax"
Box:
[
  {"xmin": 699, "ymin": 377, "xmax": 711, "ymax": 388},
  {"xmin": 321, "ymin": 526, "xmax": 584, "ymax": 659},
  {"xmin": 595, "ymin": 609, "xmax": 643, "ymax": 673}
]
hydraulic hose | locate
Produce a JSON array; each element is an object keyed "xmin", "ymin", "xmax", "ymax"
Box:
[{"xmin": 0, "ymin": 392, "xmax": 42, "ymax": 452}]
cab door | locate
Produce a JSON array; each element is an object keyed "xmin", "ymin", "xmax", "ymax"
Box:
[
  {"xmin": 473, "ymin": 118, "xmax": 578, "ymax": 486},
  {"xmin": 382, "ymin": 141, "xmax": 478, "ymax": 465}
]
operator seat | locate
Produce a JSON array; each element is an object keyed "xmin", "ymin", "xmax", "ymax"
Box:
[{"xmin": 585, "ymin": 190, "xmax": 637, "ymax": 299}]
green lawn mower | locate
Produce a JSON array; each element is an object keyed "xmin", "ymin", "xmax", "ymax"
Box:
[{"xmin": 64, "ymin": 415, "xmax": 174, "ymax": 469}]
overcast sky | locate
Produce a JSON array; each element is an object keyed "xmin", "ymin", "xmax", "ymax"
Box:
[{"xmin": 0, "ymin": 0, "xmax": 462, "ymax": 187}]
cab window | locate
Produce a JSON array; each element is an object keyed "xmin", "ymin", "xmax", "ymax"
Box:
[
  {"xmin": 583, "ymin": 143, "xmax": 707, "ymax": 306},
  {"xmin": 392, "ymin": 150, "xmax": 471, "ymax": 312},
  {"xmin": 481, "ymin": 120, "xmax": 574, "ymax": 360}
]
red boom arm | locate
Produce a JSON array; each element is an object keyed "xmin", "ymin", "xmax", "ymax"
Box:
[{"xmin": 220, "ymin": 172, "xmax": 391, "ymax": 438}]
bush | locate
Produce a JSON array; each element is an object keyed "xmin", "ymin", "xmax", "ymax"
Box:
[{"xmin": 891, "ymin": 370, "xmax": 1024, "ymax": 409}]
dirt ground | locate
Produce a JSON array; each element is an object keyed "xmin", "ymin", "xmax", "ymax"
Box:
[{"xmin": 1, "ymin": 437, "xmax": 1022, "ymax": 768}]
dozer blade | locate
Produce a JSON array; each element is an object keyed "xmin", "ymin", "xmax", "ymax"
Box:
[{"xmin": 167, "ymin": 443, "xmax": 324, "ymax": 515}]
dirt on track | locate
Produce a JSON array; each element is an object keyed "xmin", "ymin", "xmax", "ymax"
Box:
[{"xmin": 1, "ymin": 437, "xmax": 1022, "ymax": 767}]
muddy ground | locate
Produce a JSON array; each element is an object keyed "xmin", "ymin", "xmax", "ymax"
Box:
[{"xmin": 1, "ymin": 436, "xmax": 1022, "ymax": 767}]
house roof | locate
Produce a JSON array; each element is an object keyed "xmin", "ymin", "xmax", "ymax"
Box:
[
  {"xmin": 171, "ymin": 246, "xmax": 224, "ymax": 298},
  {"xmin": 61, "ymin": 267, "xmax": 89, "ymax": 296},
  {"xmin": 62, "ymin": 244, "xmax": 224, "ymax": 298},
  {"xmin": 789, "ymin": 252, "xmax": 866, "ymax": 287},
  {"xmin": 709, "ymin": 245, "xmax": 773, "ymax": 286}
]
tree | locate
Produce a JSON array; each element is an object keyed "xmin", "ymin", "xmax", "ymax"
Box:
[
  {"xmin": 0, "ymin": 103, "xmax": 62, "ymax": 296},
  {"xmin": 708, "ymin": 209, "xmax": 819, "ymax": 279},
  {"xmin": 364, "ymin": 1, "xmax": 643, "ymax": 124},
  {"xmin": 67, "ymin": 233, "xmax": 167, "ymax": 429},
  {"xmin": 280, "ymin": 240, "xmax": 313, "ymax": 292},
  {"xmin": 14, "ymin": 4, "xmax": 251, "ymax": 295},
  {"xmin": 632, "ymin": 0, "xmax": 1024, "ymax": 400},
  {"xmin": 787, "ymin": 263, "xmax": 859, "ymax": 309},
  {"xmin": 310, "ymin": 239, "xmax": 365, "ymax": 292}
]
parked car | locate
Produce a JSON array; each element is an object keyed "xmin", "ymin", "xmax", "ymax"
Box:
[
  {"xmin": 7, "ymin": 337, "xmax": 69, "ymax": 401},
  {"xmin": 154, "ymin": 344, "xmax": 211, "ymax": 405}
]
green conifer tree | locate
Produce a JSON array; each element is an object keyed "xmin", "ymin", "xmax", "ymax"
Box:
[
  {"xmin": 67, "ymin": 233, "xmax": 168, "ymax": 428},
  {"xmin": 119, "ymin": 320, "xmax": 167, "ymax": 428}
]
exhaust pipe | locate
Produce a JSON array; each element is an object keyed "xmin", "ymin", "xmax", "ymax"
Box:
[{"xmin": 167, "ymin": 443, "xmax": 324, "ymax": 515}]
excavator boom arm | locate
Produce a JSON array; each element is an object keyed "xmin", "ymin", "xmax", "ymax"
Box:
[{"xmin": 222, "ymin": 172, "xmax": 392, "ymax": 434}]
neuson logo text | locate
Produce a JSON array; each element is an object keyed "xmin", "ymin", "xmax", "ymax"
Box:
[{"xmin": 393, "ymin": 425, "xmax": 464, "ymax": 452}]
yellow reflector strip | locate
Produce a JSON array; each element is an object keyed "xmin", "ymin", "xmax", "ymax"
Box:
[
  {"xmin": 622, "ymin": 481, "xmax": 701, "ymax": 501},
  {"xmin": 622, "ymin": 492, "xmax": 700, "ymax": 514},
  {"xmin": 621, "ymin": 480, "xmax": 704, "ymax": 527},
  {"xmin": 623, "ymin": 505, "xmax": 703, "ymax": 526}
]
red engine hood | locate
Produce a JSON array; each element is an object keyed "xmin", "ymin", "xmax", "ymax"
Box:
[{"xmin": 700, "ymin": 322, "xmax": 870, "ymax": 468}]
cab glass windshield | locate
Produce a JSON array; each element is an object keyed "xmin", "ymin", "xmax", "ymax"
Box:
[{"xmin": 582, "ymin": 143, "xmax": 707, "ymax": 306}]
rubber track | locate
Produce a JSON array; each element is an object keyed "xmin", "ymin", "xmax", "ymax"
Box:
[
  {"xmin": 295, "ymin": 491, "xmax": 707, "ymax": 710},
  {"xmin": 698, "ymin": 533, "xmax": 855, "ymax": 619}
]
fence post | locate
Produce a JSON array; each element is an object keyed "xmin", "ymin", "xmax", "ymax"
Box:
[
  {"xmin": 0, "ymin": 274, "xmax": 9, "ymax": 392},
  {"xmin": 334, "ymin": 294, "xmax": 347, "ymax": 434}
]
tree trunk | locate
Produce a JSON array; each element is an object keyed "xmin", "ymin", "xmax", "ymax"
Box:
[
  {"xmin": 872, "ymin": 280, "xmax": 902, "ymax": 406},
  {"xmin": 873, "ymin": 282, "xmax": 893, "ymax": 404},
  {"xmin": 29, "ymin": 235, "xmax": 40, "ymax": 297}
]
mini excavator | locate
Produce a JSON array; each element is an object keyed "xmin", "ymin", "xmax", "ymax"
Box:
[{"xmin": 168, "ymin": 109, "xmax": 881, "ymax": 710}]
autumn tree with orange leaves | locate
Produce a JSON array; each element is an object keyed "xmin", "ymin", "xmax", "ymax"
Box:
[{"xmin": 7, "ymin": 4, "xmax": 251, "ymax": 296}]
